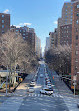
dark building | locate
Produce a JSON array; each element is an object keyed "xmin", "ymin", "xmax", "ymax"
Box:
[
  {"xmin": 0, "ymin": 13, "xmax": 10, "ymax": 35},
  {"xmin": 60, "ymin": 24, "xmax": 72, "ymax": 46},
  {"xmin": 71, "ymin": 1, "xmax": 79, "ymax": 89}
]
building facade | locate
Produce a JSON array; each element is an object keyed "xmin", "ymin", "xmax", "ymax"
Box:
[
  {"xmin": 0, "ymin": 13, "xmax": 10, "ymax": 35},
  {"xmin": 35, "ymin": 36, "xmax": 41, "ymax": 58},
  {"xmin": 71, "ymin": 1, "xmax": 79, "ymax": 89},
  {"xmin": 45, "ymin": 37, "xmax": 50, "ymax": 52},
  {"xmin": 58, "ymin": 18, "xmax": 62, "ymax": 46},
  {"xmin": 62, "ymin": 2, "xmax": 73, "ymax": 25},
  {"xmin": 60, "ymin": 24, "xmax": 72, "ymax": 46},
  {"xmin": 10, "ymin": 25, "xmax": 36, "ymax": 52}
]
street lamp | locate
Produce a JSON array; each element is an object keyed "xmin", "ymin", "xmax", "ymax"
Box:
[{"xmin": 73, "ymin": 75, "xmax": 77, "ymax": 97}]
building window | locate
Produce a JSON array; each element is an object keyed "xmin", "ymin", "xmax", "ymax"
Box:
[
  {"xmin": 76, "ymin": 13, "xmax": 79, "ymax": 17},
  {"xmin": 76, "ymin": 43, "xmax": 78, "ymax": 47},
  {"xmin": 76, "ymin": 28, "xmax": 78, "ymax": 32},
  {"xmin": 2, "ymin": 30, "xmax": 4, "ymax": 33},
  {"xmin": 76, "ymin": 20, "xmax": 78, "ymax": 24},
  {"xmin": 2, "ymin": 15, "xmax": 4, "ymax": 18},
  {"xmin": 2, "ymin": 25, "xmax": 4, "ymax": 28},
  {"xmin": 2, "ymin": 20, "xmax": 4, "ymax": 23},
  {"xmin": 76, "ymin": 35, "xmax": 78, "ymax": 40},
  {"xmin": 76, "ymin": 51, "xmax": 78, "ymax": 55},
  {"xmin": 75, "ymin": 66, "xmax": 78, "ymax": 70},
  {"xmin": 77, "ymin": 4, "xmax": 79, "ymax": 8}
]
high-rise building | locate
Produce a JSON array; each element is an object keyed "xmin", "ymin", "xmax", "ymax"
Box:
[
  {"xmin": 62, "ymin": 2, "xmax": 73, "ymax": 25},
  {"xmin": 45, "ymin": 37, "xmax": 50, "ymax": 52},
  {"xmin": 57, "ymin": 18, "xmax": 62, "ymax": 46},
  {"xmin": 10, "ymin": 25, "xmax": 36, "ymax": 52},
  {"xmin": 49, "ymin": 32, "xmax": 54, "ymax": 49},
  {"xmin": 35, "ymin": 36, "xmax": 41, "ymax": 58},
  {"xmin": 0, "ymin": 13, "xmax": 10, "ymax": 35},
  {"xmin": 60, "ymin": 24, "xmax": 72, "ymax": 46},
  {"xmin": 71, "ymin": 1, "xmax": 79, "ymax": 89}
]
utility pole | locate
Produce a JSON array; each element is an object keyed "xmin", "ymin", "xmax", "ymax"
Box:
[
  {"xmin": 73, "ymin": 75, "xmax": 77, "ymax": 97},
  {"xmin": 6, "ymin": 65, "xmax": 8, "ymax": 96}
]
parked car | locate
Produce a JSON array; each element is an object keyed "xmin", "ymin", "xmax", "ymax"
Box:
[
  {"xmin": 40, "ymin": 87, "xmax": 53, "ymax": 95},
  {"xmin": 40, "ymin": 74, "xmax": 43, "ymax": 78},
  {"xmin": 30, "ymin": 81, "xmax": 36, "ymax": 86},
  {"xmin": 77, "ymin": 103, "xmax": 79, "ymax": 108},
  {"xmin": 28, "ymin": 87, "xmax": 35, "ymax": 93}
]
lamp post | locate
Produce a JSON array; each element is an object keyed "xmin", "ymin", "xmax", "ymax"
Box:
[
  {"xmin": 73, "ymin": 75, "xmax": 77, "ymax": 97},
  {"xmin": 6, "ymin": 65, "xmax": 8, "ymax": 96}
]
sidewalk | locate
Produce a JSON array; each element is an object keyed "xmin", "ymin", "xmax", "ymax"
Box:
[
  {"xmin": 51, "ymin": 70, "xmax": 79, "ymax": 111},
  {"xmin": 0, "ymin": 72, "xmax": 35, "ymax": 97}
]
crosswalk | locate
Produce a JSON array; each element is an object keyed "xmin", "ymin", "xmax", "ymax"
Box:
[{"xmin": 11, "ymin": 93, "xmax": 63, "ymax": 98}]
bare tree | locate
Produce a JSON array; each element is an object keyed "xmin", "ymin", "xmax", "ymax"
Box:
[
  {"xmin": 0, "ymin": 31, "xmax": 38, "ymax": 90},
  {"xmin": 45, "ymin": 45, "xmax": 71, "ymax": 75}
]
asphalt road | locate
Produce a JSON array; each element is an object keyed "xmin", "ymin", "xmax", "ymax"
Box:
[{"xmin": 18, "ymin": 63, "xmax": 69, "ymax": 111}]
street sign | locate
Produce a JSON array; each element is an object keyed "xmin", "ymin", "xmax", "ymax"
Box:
[
  {"xmin": 73, "ymin": 82, "xmax": 77, "ymax": 85},
  {"xmin": 73, "ymin": 75, "xmax": 77, "ymax": 81}
]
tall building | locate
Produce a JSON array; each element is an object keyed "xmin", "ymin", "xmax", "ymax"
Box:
[
  {"xmin": 62, "ymin": 2, "xmax": 73, "ymax": 25},
  {"xmin": 54, "ymin": 28, "xmax": 58, "ymax": 47},
  {"xmin": 10, "ymin": 25, "xmax": 36, "ymax": 52},
  {"xmin": 49, "ymin": 28, "xmax": 58, "ymax": 49},
  {"xmin": 35, "ymin": 36, "xmax": 41, "ymax": 58},
  {"xmin": 60, "ymin": 24, "xmax": 72, "ymax": 46},
  {"xmin": 58, "ymin": 18, "xmax": 62, "ymax": 45},
  {"xmin": 71, "ymin": 0, "xmax": 79, "ymax": 2},
  {"xmin": 49, "ymin": 32, "xmax": 54, "ymax": 49},
  {"xmin": 0, "ymin": 13, "xmax": 10, "ymax": 35},
  {"xmin": 45, "ymin": 37, "xmax": 50, "ymax": 52},
  {"xmin": 71, "ymin": 1, "xmax": 79, "ymax": 89}
]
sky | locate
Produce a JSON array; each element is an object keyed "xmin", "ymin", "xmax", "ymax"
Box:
[{"xmin": 0, "ymin": 0, "xmax": 71, "ymax": 52}]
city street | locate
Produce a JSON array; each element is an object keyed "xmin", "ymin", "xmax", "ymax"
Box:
[{"xmin": 0, "ymin": 61, "xmax": 78, "ymax": 111}]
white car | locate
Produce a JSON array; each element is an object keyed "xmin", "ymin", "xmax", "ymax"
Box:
[
  {"xmin": 28, "ymin": 87, "xmax": 35, "ymax": 93},
  {"xmin": 30, "ymin": 81, "xmax": 36, "ymax": 86},
  {"xmin": 40, "ymin": 74, "xmax": 43, "ymax": 78},
  {"xmin": 40, "ymin": 88, "xmax": 53, "ymax": 95}
]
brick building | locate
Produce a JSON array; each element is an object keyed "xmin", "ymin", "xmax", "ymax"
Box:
[
  {"xmin": 62, "ymin": 2, "xmax": 73, "ymax": 25},
  {"xmin": 71, "ymin": 1, "xmax": 79, "ymax": 89},
  {"xmin": 0, "ymin": 13, "xmax": 10, "ymax": 35},
  {"xmin": 60, "ymin": 24, "xmax": 72, "ymax": 46},
  {"xmin": 10, "ymin": 25, "xmax": 37, "ymax": 53}
]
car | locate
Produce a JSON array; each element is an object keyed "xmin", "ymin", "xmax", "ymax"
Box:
[
  {"xmin": 30, "ymin": 81, "xmax": 36, "ymax": 86},
  {"xmin": 40, "ymin": 74, "xmax": 43, "ymax": 78},
  {"xmin": 40, "ymin": 88, "xmax": 53, "ymax": 95},
  {"xmin": 28, "ymin": 87, "xmax": 35, "ymax": 93},
  {"xmin": 77, "ymin": 103, "xmax": 79, "ymax": 108}
]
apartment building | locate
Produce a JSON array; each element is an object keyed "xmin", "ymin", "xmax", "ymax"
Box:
[
  {"xmin": 10, "ymin": 25, "xmax": 36, "ymax": 52},
  {"xmin": 71, "ymin": 1, "xmax": 79, "ymax": 89},
  {"xmin": 0, "ymin": 13, "xmax": 10, "ymax": 35},
  {"xmin": 60, "ymin": 24, "xmax": 72, "ymax": 46},
  {"xmin": 62, "ymin": 2, "xmax": 73, "ymax": 25}
]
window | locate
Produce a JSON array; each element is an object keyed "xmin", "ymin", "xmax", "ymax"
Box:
[
  {"xmin": 75, "ymin": 66, "xmax": 78, "ymax": 70},
  {"xmin": 77, "ymin": 4, "xmax": 79, "ymax": 8},
  {"xmin": 76, "ymin": 51, "xmax": 78, "ymax": 55},
  {"xmin": 76, "ymin": 43, "xmax": 78, "ymax": 47},
  {"xmin": 76, "ymin": 35, "xmax": 78, "ymax": 40},
  {"xmin": 2, "ymin": 30, "xmax": 4, "ymax": 33},
  {"xmin": 2, "ymin": 15, "xmax": 4, "ymax": 18},
  {"xmin": 71, "ymin": 16, "xmax": 72, "ymax": 18},
  {"xmin": 76, "ymin": 13, "xmax": 79, "ymax": 17},
  {"xmin": 2, "ymin": 20, "xmax": 4, "ymax": 23},
  {"xmin": 76, "ymin": 20, "xmax": 78, "ymax": 24},
  {"xmin": 76, "ymin": 28, "xmax": 78, "ymax": 32},
  {"xmin": 2, "ymin": 25, "xmax": 4, "ymax": 28}
]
